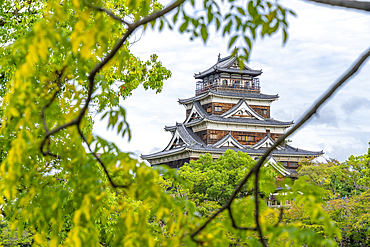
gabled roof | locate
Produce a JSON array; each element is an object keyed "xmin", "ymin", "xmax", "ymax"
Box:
[
  {"xmin": 184, "ymin": 101, "xmax": 293, "ymax": 127},
  {"xmin": 183, "ymin": 100, "xmax": 208, "ymax": 124},
  {"xmin": 220, "ymin": 98, "xmax": 265, "ymax": 120},
  {"xmin": 211, "ymin": 132, "xmax": 245, "ymax": 149},
  {"xmin": 194, "ymin": 55, "xmax": 262, "ymax": 79},
  {"xmin": 266, "ymin": 156, "xmax": 291, "ymax": 177},
  {"xmin": 163, "ymin": 123, "xmax": 203, "ymax": 151},
  {"xmin": 178, "ymin": 89, "xmax": 279, "ymax": 104},
  {"xmin": 252, "ymin": 134, "xmax": 283, "ymax": 150}
]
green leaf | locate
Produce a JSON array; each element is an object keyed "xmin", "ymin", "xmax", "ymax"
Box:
[
  {"xmin": 159, "ymin": 19, "xmax": 164, "ymax": 31},
  {"xmin": 207, "ymin": 7, "xmax": 213, "ymax": 23},
  {"xmin": 101, "ymin": 111, "xmax": 108, "ymax": 120},
  {"xmin": 200, "ymin": 24, "xmax": 208, "ymax": 42},
  {"xmin": 216, "ymin": 17, "xmax": 221, "ymax": 30},
  {"xmin": 228, "ymin": 35, "xmax": 238, "ymax": 49},
  {"xmin": 179, "ymin": 20, "xmax": 188, "ymax": 32},
  {"xmin": 244, "ymin": 36, "xmax": 252, "ymax": 49},
  {"xmin": 283, "ymin": 28, "xmax": 288, "ymax": 43},
  {"xmin": 223, "ymin": 20, "xmax": 232, "ymax": 35},
  {"xmin": 248, "ymin": 1, "xmax": 257, "ymax": 17},
  {"xmin": 289, "ymin": 9, "xmax": 297, "ymax": 17},
  {"xmin": 173, "ymin": 11, "xmax": 179, "ymax": 23},
  {"xmin": 237, "ymin": 7, "xmax": 246, "ymax": 16},
  {"xmin": 117, "ymin": 122, "xmax": 123, "ymax": 134}
]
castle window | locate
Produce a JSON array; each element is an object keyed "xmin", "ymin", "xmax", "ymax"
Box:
[
  {"xmin": 288, "ymin": 162, "xmax": 298, "ymax": 168},
  {"xmin": 215, "ymin": 106, "xmax": 222, "ymax": 112},
  {"xmin": 238, "ymin": 135, "xmax": 246, "ymax": 141},
  {"xmin": 247, "ymin": 136, "xmax": 255, "ymax": 142},
  {"xmin": 210, "ymin": 134, "xmax": 218, "ymax": 139},
  {"xmin": 280, "ymin": 161, "xmax": 288, "ymax": 167},
  {"xmin": 261, "ymin": 109, "xmax": 267, "ymax": 115}
]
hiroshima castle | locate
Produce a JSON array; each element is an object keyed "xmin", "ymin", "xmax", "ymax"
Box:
[{"xmin": 141, "ymin": 55, "xmax": 323, "ymax": 177}]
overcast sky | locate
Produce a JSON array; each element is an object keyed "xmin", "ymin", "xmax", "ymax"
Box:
[{"xmin": 93, "ymin": 0, "xmax": 370, "ymax": 162}]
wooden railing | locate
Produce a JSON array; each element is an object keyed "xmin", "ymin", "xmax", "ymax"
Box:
[{"xmin": 195, "ymin": 78, "xmax": 261, "ymax": 95}]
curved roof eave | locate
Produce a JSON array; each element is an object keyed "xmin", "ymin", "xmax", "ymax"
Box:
[
  {"xmin": 141, "ymin": 144, "xmax": 324, "ymax": 160},
  {"xmin": 194, "ymin": 68, "xmax": 262, "ymax": 79},
  {"xmin": 193, "ymin": 55, "xmax": 262, "ymax": 79},
  {"xmin": 141, "ymin": 146, "xmax": 187, "ymax": 159},
  {"xmin": 178, "ymin": 90, "xmax": 279, "ymax": 104},
  {"xmin": 185, "ymin": 117, "xmax": 294, "ymax": 128},
  {"xmin": 164, "ymin": 125, "xmax": 176, "ymax": 131}
]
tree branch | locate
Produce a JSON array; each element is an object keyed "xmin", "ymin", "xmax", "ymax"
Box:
[
  {"xmin": 274, "ymin": 207, "xmax": 284, "ymax": 227},
  {"xmin": 77, "ymin": 127, "xmax": 128, "ymax": 188},
  {"xmin": 191, "ymin": 168, "xmax": 255, "ymax": 241},
  {"xmin": 83, "ymin": 1, "xmax": 132, "ymax": 26},
  {"xmin": 305, "ymin": 0, "xmax": 370, "ymax": 12},
  {"xmin": 254, "ymin": 169, "xmax": 266, "ymax": 247},
  {"xmin": 41, "ymin": 69, "xmax": 64, "ymax": 134},
  {"xmin": 228, "ymin": 205, "xmax": 256, "ymax": 231}
]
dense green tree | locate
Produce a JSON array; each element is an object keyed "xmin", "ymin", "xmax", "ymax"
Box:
[
  {"xmin": 285, "ymin": 190, "xmax": 370, "ymax": 247},
  {"xmin": 298, "ymin": 159, "xmax": 354, "ymax": 199},
  {"xmin": 298, "ymin": 146, "xmax": 370, "ymax": 199},
  {"xmin": 351, "ymin": 145, "xmax": 370, "ymax": 189},
  {"xmin": 325, "ymin": 192, "xmax": 370, "ymax": 246},
  {"xmin": 178, "ymin": 150, "xmax": 276, "ymax": 207}
]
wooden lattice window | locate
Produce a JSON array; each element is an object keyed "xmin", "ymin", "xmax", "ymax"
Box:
[
  {"xmin": 261, "ymin": 109, "xmax": 267, "ymax": 115},
  {"xmin": 238, "ymin": 135, "xmax": 246, "ymax": 141},
  {"xmin": 280, "ymin": 161, "xmax": 288, "ymax": 167},
  {"xmin": 247, "ymin": 136, "xmax": 255, "ymax": 142},
  {"xmin": 288, "ymin": 162, "xmax": 298, "ymax": 168},
  {"xmin": 215, "ymin": 106, "xmax": 222, "ymax": 112},
  {"xmin": 210, "ymin": 134, "xmax": 218, "ymax": 139}
]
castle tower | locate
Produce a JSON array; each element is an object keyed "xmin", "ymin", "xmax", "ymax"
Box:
[{"xmin": 141, "ymin": 55, "xmax": 323, "ymax": 177}]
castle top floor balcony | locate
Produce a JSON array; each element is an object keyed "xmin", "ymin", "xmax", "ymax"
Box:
[{"xmin": 195, "ymin": 77, "xmax": 260, "ymax": 95}]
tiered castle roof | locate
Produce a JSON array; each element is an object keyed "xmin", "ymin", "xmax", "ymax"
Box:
[{"xmin": 142, "ymin": 123, "xmax": 323, "ymax": 159}]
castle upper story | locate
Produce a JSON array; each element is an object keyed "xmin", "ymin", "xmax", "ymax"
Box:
[{"xmin": 194, "ymin": 55, "xmax": 262, "ymax": 96}]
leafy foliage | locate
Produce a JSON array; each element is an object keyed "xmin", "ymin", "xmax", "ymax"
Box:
[
  {"xmin": 178, "ymin": 150, "xmax": 276, "ymax": 207},
  {"xmin": 298, "ymin": 147, "xmax": 370, "ymax": 199},
  {"xmin": 0, "ymin": 0, "xmax": 345, "ymax": 246}
]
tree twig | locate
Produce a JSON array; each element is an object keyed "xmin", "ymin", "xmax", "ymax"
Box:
[
  {"xmin": 83, "ymin": 1, "xmax": 132, "ymax": 26},
  {"xmin": 274, "ymin": 207, "xmax": 284, "ymax": 227},
  {"xmin": 305, "ymin": 0, "xmax": 370, "ymax": 12},
  {"xmin": 254, "ymin": 168, "xmax": 266, "ymax": 246},
  {"xmin": 77, "ymin": 127, "xmax": 128, "ymax": 188},
  {"xmin": 228, "ymin": 205, "xmax": 256, "ymax": 231},
  {"xmin": 41, "ymin": 69, "xmax": 64, "ymax": 134},
  {"xmin": 191, "ymin": 168, "xmax": 255, "ymax": 241}
]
